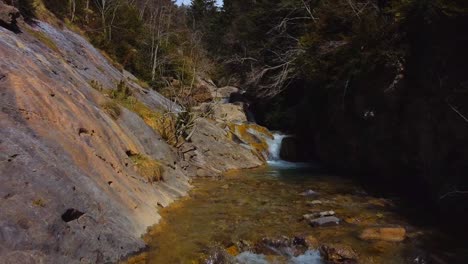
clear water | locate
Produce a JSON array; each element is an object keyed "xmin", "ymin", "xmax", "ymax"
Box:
[
  {"xmin": 235, "ymin": 250, "xmax": 322, "ymax": 264},
  {"xmin": 123, "ymin": 163, "xmax": 452, "ymax": 264}
]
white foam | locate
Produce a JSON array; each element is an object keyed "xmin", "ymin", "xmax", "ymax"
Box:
[
  {"xmin": 290, "ymin": 250, "xmax": 323, "ymax": 264},
  {"xmin": 235, "ymin": 250, "xmax": 323, "ymax": 264},
  {"xmin": 236, "ymin": 252, "xmax": 269, "ymax": 264},
  {"xmin": 266, "ymin": 133, "xmax": 287, "ymax": 161}
]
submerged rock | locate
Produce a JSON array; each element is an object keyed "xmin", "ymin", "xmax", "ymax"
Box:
[
  {"xmin": 225, "ymin": 245, "xmax": 239, "ymax": 256},
  {"xmin": 305, "ymin": 235, "xmax": 320, "ymax": 249},
  {"xmin": 319, "ymin": 244, "xmax": 358, "ymax": 264},
  {"xmin": 367, "ymin": 198, "xmax": 394, "ymax": 208},
  {"xmin": 300, "ymin": 190, "xmax": 319, "ymax": 196},
  {"xmin": 359, "ymin": 227, "xmax": 406, "ymax": 242},
  {"xmin": 254, "ymin": 236, "xmax": 307, "ymax": 257},
  {"xmin": 204, "ymin": 247, "xmax": 236, "ymax": 264},
  {"xmin": 309, "ymin": 216, "xmax": 341, "ymax": 227},
  {"xmin": 307, "ymin": 200, "xmax": 323, "ymax": 205},
  {"xmin": 304, "ymin": 211, "xmax": 335, "ymax": 220},
  {"xmin": 235, "ymin": 252, "xmax": 269, "ymax": 264}
]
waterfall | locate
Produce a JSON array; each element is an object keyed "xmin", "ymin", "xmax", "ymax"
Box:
[
  {"xmin": 266, "ymin": 133, "xmax": 287, "ymax": 161},
  {"xmin": 265, "ymin": 133, "xmax": 311, "ymax": 169}
]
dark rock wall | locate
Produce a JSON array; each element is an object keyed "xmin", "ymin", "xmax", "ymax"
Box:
[{"xmin": 314, "ymin": 8, "xmax": 468, "ymax": 227}]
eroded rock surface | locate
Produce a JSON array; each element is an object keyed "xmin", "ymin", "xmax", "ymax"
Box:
[
  {"xmin": 194, "ymin": 102, "xmax": 248, "ymax": 123},
  {"xmin": 180, "ymin": 118, "xmax": 263, "ymax": 177},
  {"xmin": 0, "ymin": 11, "xmax": 266, "ymax": 263}
]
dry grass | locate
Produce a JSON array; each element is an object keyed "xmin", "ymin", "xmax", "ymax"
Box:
[
  {"xmin": 101, "ymin": 101, "xmax": 121, "ymax": 120},
  {"xmin": 134, "ymin": 78, "xmax": 150, "ymax": 89},
  {"xmin": 89, "ymin": 80, "xmax": 104, "ymax": 91},
  {"xmin": 32, "ymin": 198, "xmax": 46, "ymax": 207},
  {"xmin": 121, "ymin": 252, "xmax": 149, "ymax": 264},
  {"xmin": 129, "ymin": 154, "xmax": 164, "ymax": 183},
  {"xmin": 91, "ymin": 80, "xmax": 179, "ymax": 145},
  {"xmin": 118, "ymin": 97, "xmax": 178, "ymax": 146},
  {"xmin": 100, "ymin": 51, "xmax": 124, "ymax": 72}
]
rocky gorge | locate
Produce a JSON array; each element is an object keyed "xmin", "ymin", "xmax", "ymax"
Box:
[
  {"xmin": 0, "ymin": 3, "xmax": 272, "ymax": 262},
  {"xmin": 1, "ymin": 0, "xmax": 468, "ymax": 263}
]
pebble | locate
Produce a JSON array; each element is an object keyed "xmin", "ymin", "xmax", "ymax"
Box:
[
  {"xmin": 306, "ymin": 200, "xmax": 323, "ymax": 205},
  {"xmin": 299, "ymin": 190, "xmax": 318, "ymax": 196},
  {"xmin": 309, "ymin": 216, "xmax": 340, "ymax": 227},
  {"xmin": 303, "ymin": 210, "xmax": 335, "ymax": 220}
]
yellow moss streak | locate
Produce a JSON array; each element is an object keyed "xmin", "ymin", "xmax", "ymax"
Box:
[
  {"xmin": 100, "ymin": 101, "xmax": 121, "ymax": 120},
  {"xmin": 249, "ymin": 124, "xmax": 274, "ymax": 139},
  {"xmin": 23, "ymin": 27, "xmax": 59, "ymax": 53},
  {"xmin": 121, "ymin": 252, "xmax": 149, "ymax": 264},
  {"xmin": 228, "ymin": 123, "xmax": 273, "ymax": 160},
  {"xmin": 32, "ymin": 198, "xmax": 46, "ymax": 207},
  {"xmin": 129, "ymin": 154, "xmax": 164, "ymax": 184},
  {"xmin": 91, "ymin": 80, "xmax": 179, "ymax": 146}
]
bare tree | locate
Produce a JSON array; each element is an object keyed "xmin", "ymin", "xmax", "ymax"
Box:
[
  {"xmin": 94, "ymin": 0, "xmax": 121, "ymax": 41},
  {"xmin": 222, "ymin": 0, "xmax": 312, "ymax": 98},
  {"xmin": 69, "ymin": 0, "xmax": 76, "ymax": 22}
]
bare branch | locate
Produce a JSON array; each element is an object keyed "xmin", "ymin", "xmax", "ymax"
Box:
[
  {"xmin": 440, "ymin": 189, "xmax": 468, "ymax": 200},
  {"xmin": 448, "ymin": 101, "xmax": 468, "ymax": 123}
]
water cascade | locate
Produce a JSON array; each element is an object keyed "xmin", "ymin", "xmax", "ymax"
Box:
[
  {"xmin": 235, "ymin": 250, "xmax": 323, "ymax": 264},
  {"xmin": 266, "ymin": 133, "xmax": 287, "ymax": 161}
]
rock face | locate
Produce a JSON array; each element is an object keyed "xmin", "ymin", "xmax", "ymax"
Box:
[
  {"xmin": 180, "ymin": 118, "xmax": 263, "ymax": 177},
  {"xmin": 0, "ymin": 2, "xmax": 21, "ymax": 33},
  {"xmin": 359, "ymin": 227, "xmax": 406, "ymax": 242},
  {"xmin": 194, "ymin": 102, "xmax": 248, "ymax": 123},
  {"xmin": 279, "ymin": 136, "xmax": 312, "ymax": 162},
  {"xmin": 211, "ymin": 86, "xmax": 241, "ymax": 103},
  {"xmin": 0, "ymin": 19, "xmax": 187, "ymax": 263},
  {"xmin": 0, "ymin": 10, "xmax": 267, "ymax": 263},
  {"xmin": 309, "ymin": 7, "xmax": 468, "ymax": 228},
  {"xmin": 303, "ymin": 211, "xmax": 335, "ymax": 220}
]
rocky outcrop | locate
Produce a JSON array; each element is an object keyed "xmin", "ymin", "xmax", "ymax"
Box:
[
  {"xmin": 194, "ymin": 77, "xmax": 243, "ymax": 103},
  {"xmin": 194, "ymin": 102, "xmax": 248, "ymax": 123},
  {"xmin": 0, "ymin": 9, "xmax": 267, "ymax": 263},
  {"xmin": 0, "ymin": 19, "xmax": 188, "ymax": 264},
  {"xmin": 178, "ymin": 118, "xmax": 263, "ymax": 177},
  {"xmin": 211, "ymin": 86, "xmax": 241, "ymax": 103},
  {"xmin": 0, "ymin": 1, "xmax": 21, "ymax": 33}
]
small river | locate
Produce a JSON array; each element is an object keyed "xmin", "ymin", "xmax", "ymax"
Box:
[{"xmin": 124, "ymin": 160, "xmax": 464, "ymax": 264}]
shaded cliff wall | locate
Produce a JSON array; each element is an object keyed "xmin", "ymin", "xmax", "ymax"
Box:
[
  {"xmin": 307, "ymin": 5, "xmax": 468, "ymax": 231},
  {"xmin": 250, "ymin": 1, "xmax": 468, "ymax": 229}
]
